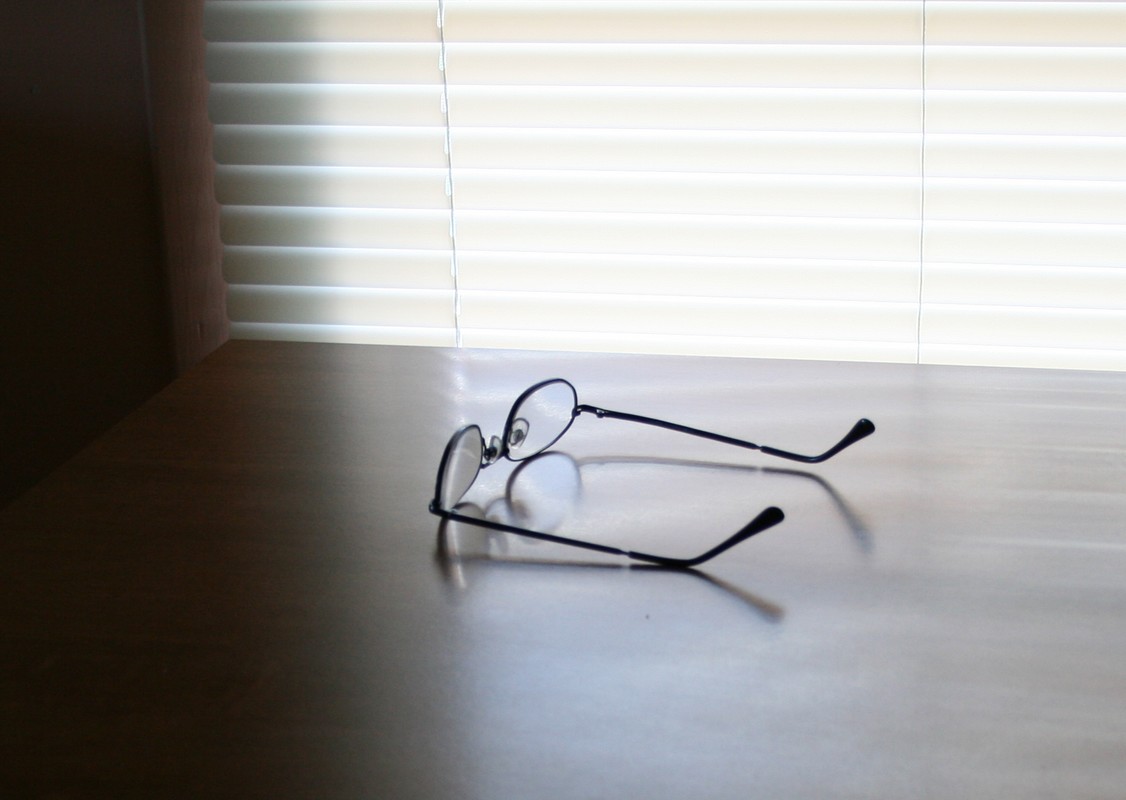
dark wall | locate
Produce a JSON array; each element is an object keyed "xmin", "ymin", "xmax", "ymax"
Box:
[
  {"xmin": 142, "ymin": 0, "xmax": 228, "ymax": 374},
  {"xmin": 0, "ymin": 0, "xmax": 226, "ymax": 507}
]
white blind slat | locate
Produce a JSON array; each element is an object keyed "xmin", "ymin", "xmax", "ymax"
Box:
[
  {"xmin": 447, "ymin": 87, "xmax": 922, "ymax": 133},
  {"xmin": 452, "ymin": 171, "xmax": 920, "ymax": 218},
  {"xmin": 456, "ymin": 212, "xmax": 921, "ymax": 261},
  {"xmin": 924, "ymin": 2, "xmax": 1126, "ymax": 46},
  {"xmin": 214, "ymin": 125, "xmax": 449, "ymax": 168},
  {"xmin": 208, "ymin": 85, "xmax": 446, "ymax": 126},
  {"xmin": 222, "ymin": 246, "xmax": 453, "ymax": 290},
  {"xmin": 925, "ymin": 179, "xmax": 1126, "ymax": 225},
  {"xmin": 923, "ymin": 305, "xmax": 1126, "ymax": 350},
  {"xmin": 920, "ymin": 344, "xmax": 1126, "ymax": 372},
  {"xmin": 443, "ymin": 1, "xmax": 921, "ymax": 44},
  {"xmin": 926, "ymin": 91, "xmax": 1126, "ymax": 137},
  {"xmin": 444, "ymin": 43, "xmax": 921, "ymax": 88},
  {"xmin": 204, "ymin": 1, "xmax": 438, "ymax": 43},
  {"xmin": 925, "ymin": 264, "xmax": 1126, "ymax": 310},
  {"xmin": 207, "ymin": 43, "xmax": 441, "ymax": 84},
  {"xmin": 227, "ymin": 285, "xmax": 452, "ymax": 327},
  {"xmin": 927, "ymin": 46, "xmax": 1126, "ymax": 91},
  {"xmin": 460, "ymin": 331, "xmax": 917, "ymax": 363},
  {"xmin": 459, "ymin": 292, "xmax": 916, "ymax": 341},
  {"xmin": 452, "ymin": 129, "xmax": 922, "ymax": 175},
  {"xmin": 923, "ymin": 221, "xmax": 1126, "ymax": 268},
  {"xmin": 926, "ymin": 135, "xmax": 1126, "ymax": 181},
  {"xmin": 231, "ymin": 322, "xmax": 456, "ymax": 348},
  {"xmin": 457, "ymin": 253, "xmax": 918, "ymax": 302},
  {"xmin": 215, "ymin": 166, "xmax": 451, "ymax": 209},
  {"xmin": 220, "ymin": 207, "xmax": 453, "ymax": 250}
]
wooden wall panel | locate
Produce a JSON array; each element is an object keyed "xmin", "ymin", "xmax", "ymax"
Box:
[{"xmin": 141, "ymin": 0, "xmax": 228, "ymax": 373}]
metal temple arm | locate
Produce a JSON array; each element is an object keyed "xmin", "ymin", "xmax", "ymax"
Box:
[
  {"xmin": 430, "ymin": 504, "xmax": 784, "ymax": 568},
  {"xmin": 576, "ymin": 404, "xmax": 875, "ymax": 464}
]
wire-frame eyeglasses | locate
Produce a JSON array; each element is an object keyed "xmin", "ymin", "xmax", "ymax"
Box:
[{"xmin": 429, "ymin": 378, "xmax": 875, "ymax": 568}]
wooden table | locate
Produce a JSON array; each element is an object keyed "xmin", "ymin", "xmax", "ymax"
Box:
[{"xmin": 2, "ymin": 341, "xmax": 1124, "ymax": 798}]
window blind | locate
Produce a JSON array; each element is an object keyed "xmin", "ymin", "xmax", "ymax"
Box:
[
  {"xmin": 441, "ymin": 1, "xmax": 923, "ymax": 361},
  {"xmin": 204, "ymin": 0, "xmax": 1126, "ymax": 370},
  {"xmin": 205, "ymin": 0, "xmax": 457, "ymax": 345},
  {"xmin": 920, "ymin": 1, "xmax": 1126, "ymax": 370}
]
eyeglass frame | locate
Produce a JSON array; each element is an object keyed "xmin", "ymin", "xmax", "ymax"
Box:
[{"xmin": 429, "ymin": 378, "xmax": 875, "ymax": 569}]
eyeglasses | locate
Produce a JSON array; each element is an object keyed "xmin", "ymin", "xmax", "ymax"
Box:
[{"xmin": 429, "ymin": 378, "xmax": 875, "ymax": 568}]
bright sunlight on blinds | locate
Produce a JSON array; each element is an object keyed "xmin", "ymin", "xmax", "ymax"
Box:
[{"xmin": 203, "ymin": 1, "xmax": 1126, "ymax": 370}]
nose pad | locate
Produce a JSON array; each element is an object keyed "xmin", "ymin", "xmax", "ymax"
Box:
[
  {"xmin": 507, "ymin": 418, "xmax": 530, "ymax": 449},
  {"xmin": 483, "ymin": 435, "xmax": 502, "ymax": 464}
]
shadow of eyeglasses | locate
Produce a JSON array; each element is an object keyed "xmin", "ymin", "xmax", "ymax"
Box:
[
  {"xmin": 434, "ymin": 449, "xmax": 872, "ymax": 621},
  {"xmin": 478, "ymin": 450, "xmax": 871, "ymax": 553},
  {"xmin": 564, "ymin": 453, "xmax": 874, "ymax": 553}
]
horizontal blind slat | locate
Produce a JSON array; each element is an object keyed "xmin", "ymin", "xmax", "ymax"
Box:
[
  {"xmin": 445, "ymin": 43, "xmax": 921, "ymax": 88},
  {"xmin": 926, "ymin": 134, "xmax": 1126, "ymax": 181},
  {"xmin": 923, "ymin": 221, "xmax": 1126, "ymax": 268},
  {"xmin": 920, "ymin": 344, "xmax": 1126, "ymax": 372},
  {"xmin": 452, "ymin": 129, "xmax": 922, "ymax": 174},
  {"xmin": 455, "ymin": 211, "xmax": 921, "ymax": 260},
  {"xmin": 444, "ymin": 1, "xmax": 921, "ymax": 44},
  {"xmin": 208, "ymin": 85, "xmax": 445, "ymax": 126},
  {"xmin": 453, "ymin": 171, "xmax": 920, "ymax": 218},
  {"xmin": 223, "ymin": 246, "xmax": 453, "ymax": 289},
  {"xmin": 448, "ymin": 86, "xmax": 922, "ymax": 132},
  {"xmin": 926, "ymin": 90, "xmax": 1126, "ymax": 137},
  {"xmin": 927, "ymin": 46, "xmax": 1126, "ymax": 91},
  {"xmin": 925, "ymin": 178, "xmax": 1126, "ymax": 224},
  {"xmin": 215, "ymin": 165, "xmax": 450, "ymax": 209},
  {"xmin": 461, "ymin": 329, "xmax": 918, "ymax": 363},
  {"xmin": 227, "ymin": 285, "xmax": 453, "ymax": 327},
  {"xmin": 457, "ymin": 252, "xmax": 919, "ymax": 301},
  {"xmin": 459, "ymin": 292, "xmax": 918, "ymax": 341},
  {"xmin": 213, "ymin": 125, "xmax": 449, "ymax": 168},
  {"xmin": 204, "ymin": 1, "xmax": 438, "ymax": 43},
  {"xmin": 925, "ymin": 1, "xmax": 1126, "ymax": 46},
  {"xmin": 924, "ymin": 263, "xmax": 1126, "ymax": 310},
  {"xmin": 923, "ymin": 305, "xmax": 1126, "ymax": 350},
  {"xmin": 207, "ymin": 42, "xmax": 441, "ymax": 84},
  {"xmin": 231, "ymin": 322, "xmax": 457, "ymax": 347},
  {"xmin": 220, "ymin": 207, "xmax": 453, "ymax": 249}
]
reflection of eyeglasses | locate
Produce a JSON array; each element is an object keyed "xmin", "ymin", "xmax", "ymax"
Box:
[{"xmin": 429, "ymin": 378, "xmax": 875, "ymax": 568}]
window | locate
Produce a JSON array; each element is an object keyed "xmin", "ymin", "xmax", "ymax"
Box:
[{"xmin": 204, "ymin": 1, "xmax": 1126, "ymax": 370}]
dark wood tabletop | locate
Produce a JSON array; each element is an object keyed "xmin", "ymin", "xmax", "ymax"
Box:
[{"xmin": 2, "ymin": 340, "xmax": 1124, "ymax": 798}]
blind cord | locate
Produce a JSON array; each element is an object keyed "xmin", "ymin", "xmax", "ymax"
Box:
[
  {"xmin": 916, "ymin": 1, "xmax": 928, "ymax": 366},
  {"xmin": 437, "ymin": 0, "xmax": 462, "ymax": 347}
]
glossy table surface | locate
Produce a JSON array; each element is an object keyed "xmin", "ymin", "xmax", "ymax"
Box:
[{"xmin": 2, "ymin": 341, "xmax": 1125, "ymax": 798}]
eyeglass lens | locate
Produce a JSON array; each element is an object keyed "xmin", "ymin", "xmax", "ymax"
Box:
[
  {"xmin": 505, "ymin": 380, "xmax": 578, "ymax": 460},
  {"xmin": 439, "ymin": 426, "xmax": 484, "ymax": 510}
]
